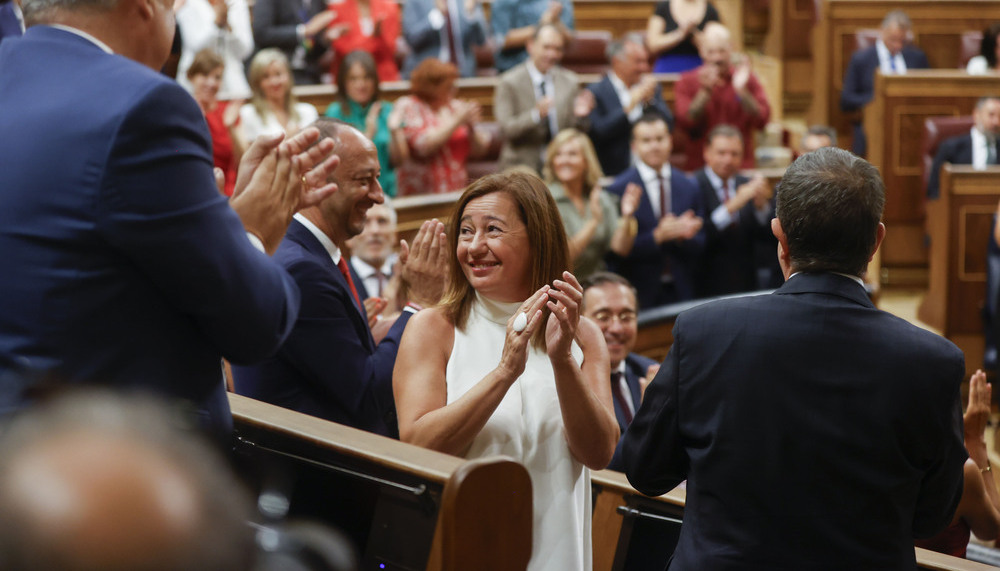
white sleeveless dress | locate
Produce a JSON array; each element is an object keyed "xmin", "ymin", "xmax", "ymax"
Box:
[{"xmin": 445, "ymin": 294, "xmax": 592, "ymax": 571}]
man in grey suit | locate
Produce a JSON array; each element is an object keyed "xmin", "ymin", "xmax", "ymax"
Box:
[{"xmin": 494, "ymin": 23, "xmax": 594, "ymax": 174}]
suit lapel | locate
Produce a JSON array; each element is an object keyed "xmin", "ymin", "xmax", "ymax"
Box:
[{"xmin": 287, "ymin": 221, "xmax": 372, "ymax": 327}]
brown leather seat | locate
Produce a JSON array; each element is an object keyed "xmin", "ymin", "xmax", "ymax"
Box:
[
  {"xmin": 562, "ymin": 30, "xmax": 613, "ymax": 75},
  {"xmin": 922, "ymin": 115, "xmax": 975, "ymax": 192},
  {"xmin": 961, "ymin": 30, "xmax": 984, "ymax": 68}
]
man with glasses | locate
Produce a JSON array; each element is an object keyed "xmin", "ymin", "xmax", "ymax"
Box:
[{"xmin": 581, "ymin": 272, "xmax": 658, "ymax": 471}]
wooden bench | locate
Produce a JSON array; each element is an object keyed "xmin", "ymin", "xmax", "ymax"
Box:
[{"xmin": 229, "ymin": 393, "xmax": 532, "ymax": 570}]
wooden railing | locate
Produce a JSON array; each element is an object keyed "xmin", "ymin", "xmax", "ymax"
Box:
[{"xmin": 229, "ymin": 394, "xmax": 532, "ymax": 571}]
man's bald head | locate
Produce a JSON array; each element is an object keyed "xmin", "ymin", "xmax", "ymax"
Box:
[{"xmin": 0, "ymin": 392, "xmax": 255, "ymax": 571}]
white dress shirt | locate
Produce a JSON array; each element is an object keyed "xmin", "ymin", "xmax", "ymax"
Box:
[
  {"xmin": 971, "ymin": 127, "xmax": 996, "ymax": 169},
  {"xmin": 876, "ymin": 39, "xmax": 907, "ymax": 74},
  {"xmin": 526, "ymin": 61, "xmax": 559, "ymax": 137},
  {"xmin": 636, "ymin": 160, "xmax": 672, "ymax": 218}
]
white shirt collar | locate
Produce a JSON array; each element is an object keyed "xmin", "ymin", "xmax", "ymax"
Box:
[
  {"xmin": 635, "ymin": 160, "xmax": 671, "ymax": 185},
  {"xmin": 526, "ymin": 61, "xmax": 548, "ymax": 84},
  {"xmin": 971, "ymin": 126, "xmax": 994, "ymax": 169},
  {"xmin": 49, "ymin": 24, "xmax": 114, "ymax": 54},
  {"xmin": 703, "ymin": 167, "xmax": 731, "ymax": 197},
  {"xmin": 789, "ymin": 271, "xmax": 865, "ymax": 288},
  {"xmin": 875, "ymin": 40, "xmax": 906, "ymax": 74},
  {"xmin": 294, "ymin": 213, "xmax": 342, "ymax": 264},
  {"xmin": 350, "ymin": 255, "xmax": 394, "ymax": 279}
]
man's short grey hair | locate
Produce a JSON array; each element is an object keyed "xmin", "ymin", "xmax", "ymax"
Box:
[
  {"xmin": 21, "ymin": 0, "xmax": 119, "ymax": 24},
  {"xmin": 606, "ymin": 33, "xmax": 646, "ymax": 63},
  {"xmin": 976, "ymin": 96, "xmax": 1000, "ymax": 111},
  {"xmin": 881, "ymin": 10, "xmax": 912, "ymax": 31}
]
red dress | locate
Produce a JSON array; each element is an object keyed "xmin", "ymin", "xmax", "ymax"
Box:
[
  {"xmin": 394, "ymin": 95, "xmax": 471, "ymax": 196},
  {"xmin": 327, "ymin": 0, "xmax": 400, "ymax": 82},
  {"xmin": 204, "ymin": 101, "xmax": 237, "ymax": 197}
]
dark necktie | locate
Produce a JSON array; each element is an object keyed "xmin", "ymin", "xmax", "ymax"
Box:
[
  {"xmin": 539, "ymin": 80, "xmax": 552, "ymax": 143},
  {"xmin": 988, "ymin": 140, "xmax": 998, "ymax": 165},
  {"xmin": 442, "ymin": 3, "xmax": 460, "ymax": 68},
  {"xmin": 611, "ymin": 371, "xmax": 633, "ymax": 425},
  {"xmin": 374, "ymin": 270, "xmax": 385, "ymax": 297},
  {"xmin": 337, "ymin": 257, "xmax": 364, "ymax": 314},
  {"xmin": 720, "ymin": 178, "xmax": 730, "ymax": 203},
  {"xmin": 658, "ymin": 172, "xmax": 670, "ymax": 218}
]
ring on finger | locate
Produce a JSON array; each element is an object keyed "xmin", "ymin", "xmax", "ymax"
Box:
[{"xmin": 512, "ymin": 312, "xmax": 528, "ymax": 333}]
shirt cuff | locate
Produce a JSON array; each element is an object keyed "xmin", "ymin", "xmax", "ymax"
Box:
[
  {"xmin": 531, "ymin": 108, "xmax": 541, "ymax": 124},
  {"xmin": 246, "ymin": 232, "xmax": 266, "ymax": 253},
  {"xmin": 711, "ymin": 204, "xmax": 733, "ymax": 229},
  {"xmin": 296, "ymin": 23, "xmax": 306, "ymax": 42},
  {"xmin": 428, "ymin": 8, "xmax": 445, "ymax": 30}
]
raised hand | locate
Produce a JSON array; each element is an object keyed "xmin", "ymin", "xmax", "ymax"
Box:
[
  {"xmin": 545, "ymin": 272, "xmax": 584, "ymax": 361},
  {"xmin": 621, "ymin": 182, "xmax": 642, "ymax": 218},
  {"xmin": 573, "ymin": 89, "xmax": 595, "ymax": 118},
  {"xmin": 230, "ymin": 128, "xmax": 340, "ymax": 254},
  {"xmin": 497, "ymin": 286, "xmax": 550, "ymax": 379},
  {"xmin": 398, "ymin": 219, "xmax": 448, "ymax": 307},
  {"xmin": 587, "ymin": 186, "xmax": 604, "ymax": 224}
]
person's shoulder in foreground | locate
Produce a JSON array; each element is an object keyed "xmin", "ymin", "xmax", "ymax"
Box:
[{"xmin": 620, "ymin": 147, "xmax": 966, "ymax": 569}]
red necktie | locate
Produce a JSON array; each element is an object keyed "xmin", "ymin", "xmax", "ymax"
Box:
[
  {"xmin": 658, "ymin": 173, "xmax": 670, "ymax": 218},
  {"xmin": 611, "ymin": 371, "xmax": 633, "ymax": 425},
  {"xmin": 337, "ymin": 257, "xmax": 363, "ymax": 313}
]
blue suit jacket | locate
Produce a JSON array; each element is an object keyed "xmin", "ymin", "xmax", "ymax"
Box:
[
  {"xmin": 0, "ymin": 1, "xmax": 22, "ymax": 44},
  {"xmin": 232, "ymin": 220, "xmax": 409, "ymax": 437},
  {"xmin": 607, "ymin": 352, "xmax": 657, "ymax": 472},
  {"xmin": 401, "ymin": 0, "xmax": 486, "ymax": 78},
  {"xmin": 927, "ymin": 133, "xmax": 979, "ymax": 199},
  {"xmin": 587, "ymin": 74, "xmax": 674, "ymax": 177},
  {"xmin": 623, "ymin": 273, "xmax": 966, "ymax": 569},
  {"xmin": 0, "ymin": 27, "xmax": 300, "ymax": 430},
  {"xmin": 694, "ymin": 169, "xmax": 778, "ymax": 296},
  {"xmin": 840, "ymin": 44, "xmax": 929, "ymax": 156},
  {"xmin": 605, "ymin": 166, "xmax": 705, "ymax": 308}
]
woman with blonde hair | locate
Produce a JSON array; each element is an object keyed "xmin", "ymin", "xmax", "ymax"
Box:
[
  {"xmin": 394, "ymin": 171, "xmax": 618, "ymax": 570},
  {"xmin": 543, "ymin": 128, "xmax": 641, "ymax": 281},
  {"xmin": 240, "ymin": 48, "xmax": 318, "ymax": 142}
]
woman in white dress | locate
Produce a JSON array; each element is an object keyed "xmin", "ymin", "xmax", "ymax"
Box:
[
  {"xmin": 393, "ymin": 171, "xmax": 619, "ymax": 570},
  {"xmin": 240, "ymin": 49, "xmax": 318, "ymax": 142}
]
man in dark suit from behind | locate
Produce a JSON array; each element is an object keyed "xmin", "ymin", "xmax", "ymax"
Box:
[
  {"xmin": 605, "ymin": 111, "xmax": 705, "ymax": 308},
  {"xmin": 623, "ymin": 147, "xmax": 966, "ymax": 570},
  {"xmin": 581, "ymin": 272, "xmax": 657, "ymax": 472},
  {"xmin": 233, "ymin": 118, "xmax": 447, "ymax": 438},
  {"xmin": 927, "ymin": 96, "xmax": 1000, "ymax": 199},
  {"xmin": 694, "ymin": 124, "xmax": 776, "ymax": 296},
  {"xmin": 841, "ymin": 10, "xmax": 929, "ymax": 157},
  {"xmin": 586, "ymin": 35, "xmax": 674, "ymax": 178}
]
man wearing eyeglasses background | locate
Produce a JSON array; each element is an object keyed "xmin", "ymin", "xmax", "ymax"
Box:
[{"xmin": 581, "ymin": 272, "xmax": 658, "ymax": 471}]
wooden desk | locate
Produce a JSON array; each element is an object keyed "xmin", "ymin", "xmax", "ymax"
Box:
[
  {"xmin": 918, "ymin": 165, "xmax": 999, "ymax": 372},
  {"xmin": 862, "ymin": 71, "xmax": 1000, "ymax": 273},
  {"xmin": 295, "ymin": 73, "xmax": 680, "ymax": 123},
  {"xmin": 809, "ymin": 0, "xmax": 1000, "ymax": 152},
  {"xmin": 590, "ymin": 468, "xmax": 992, "ymax": 571},
  {"xmin": 229, "ymin": 394, "xmax": 532, "ymax": 571}
]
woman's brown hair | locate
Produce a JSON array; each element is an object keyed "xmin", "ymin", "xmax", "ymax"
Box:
[
  {"xmin": 409, "ymin": 58, "xmax": 458, "ymax": 104},
  {"xmin": 440, "ymin": 171, "xmax": 570, "ymax": 350}
]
